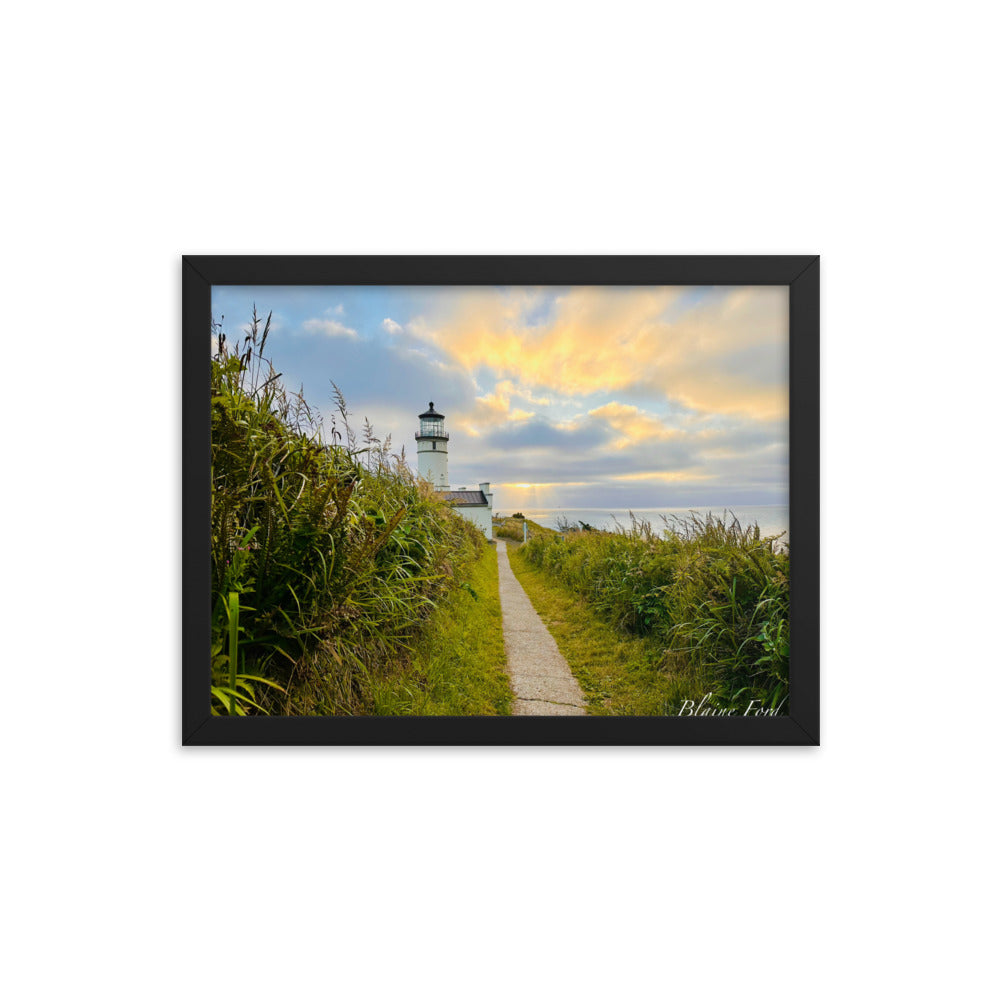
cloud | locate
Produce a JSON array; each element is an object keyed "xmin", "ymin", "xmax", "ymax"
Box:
[
  {"xmin": 400, "ymin": 286, "xmax": 788, "ymax": 420},
  {"xmin": 612, "ymin": 470, "xmax": 715, "ymax": 483},
  {"xmin": 479, "ymin": 416, "xmax": 613, "ymax": 454},
  {"xmin": 446, "ymin": 400, "xmax": 788, "ymax": 510},
  {"xmin": 266, "ymin": 328, "xmax": 481, "ymax": 455},
  {"xmin": 211, "ymin": 284, "xmax": 790, "ymax": 510},
  {"xmin": 494, "ymin": 378, "xmax": 551, "ymax": 408},
  {"xmin": 587, "ymin": 401, "xmax": 679, "ymax": 449},
  {"xmin": 302, "ymin": 317, "xmax": 359, "ymax": 339},
  {"xmin": 464, "ymin": 381, "xmax": 540, "ymax": 433}
]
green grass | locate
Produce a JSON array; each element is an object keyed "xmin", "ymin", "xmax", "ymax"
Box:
[
  {"xmin": 508, "ymin": 546, "xmax": 707, "ymax": 715},
  {"xmin": 360, "ymin": 543, "xmax": 512, "ymax": 715},
  {"xmin": 492, "ymin": 516, "xmax": 554, "ymax": 543},
  {"xmin": 211, "ymin": 307, "xmax": 494, "ymax": 716},
  {"xmin": 516, "ymin": 512, "xmax": 789, "ymax": 713}
]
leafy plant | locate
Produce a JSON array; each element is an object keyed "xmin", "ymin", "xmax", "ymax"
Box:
[{"xmin": 210, "ymin": 590, "xmax": 286, "ymax": 715}]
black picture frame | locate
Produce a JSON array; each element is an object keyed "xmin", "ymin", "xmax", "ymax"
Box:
[{"xmin": 183, "ymin": 255, "xmax": 819, "ymax": 746}]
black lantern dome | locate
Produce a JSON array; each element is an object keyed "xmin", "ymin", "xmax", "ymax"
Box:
[{"xmin": 416, "ymin": 402, "xmax": 449, "ymax": 441}]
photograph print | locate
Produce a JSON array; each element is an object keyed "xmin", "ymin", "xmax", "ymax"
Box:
[{"xmin": 192, "ymin": 259, "xmax": 816, "ymax": 744}]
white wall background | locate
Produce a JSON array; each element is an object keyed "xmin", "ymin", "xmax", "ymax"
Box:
[{"xmin": 3, "ymin": 3, "xmax": 995, "ymax": 998}]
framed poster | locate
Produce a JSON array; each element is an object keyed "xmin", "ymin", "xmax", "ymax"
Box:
[{"xmin": 183, "ymin": 256, "xmax": 818, "ymax": 745}]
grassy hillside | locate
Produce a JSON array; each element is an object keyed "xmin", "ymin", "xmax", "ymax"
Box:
[
  {"xmin": 357, "ymin": 543, "xmax": 511, "ymax": 715},
  {"xmin": 492, "ymin": 514, "xmax": 555, "ymax": 543},
  {"xmin": 210, "ymin": 310, "xmax": 499, "ymax": 716}
]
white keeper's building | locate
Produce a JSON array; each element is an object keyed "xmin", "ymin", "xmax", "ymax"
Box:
[{"xmin": 415, "ymin": 402, "xmax": 494, "ymax": 539}]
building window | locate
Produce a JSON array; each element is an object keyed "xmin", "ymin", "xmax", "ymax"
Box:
[{"xmin": 432, "ymin": 441, "xmax": 436, "ymax": 449}]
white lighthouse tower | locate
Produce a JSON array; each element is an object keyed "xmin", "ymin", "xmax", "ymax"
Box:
[
  {"xmin": 415, "ymin": 402, "xmax": 449, "ymax": 489},
  {"xmin": 415, "ymin": 401, "xmax": 494, "ymax": 538}
]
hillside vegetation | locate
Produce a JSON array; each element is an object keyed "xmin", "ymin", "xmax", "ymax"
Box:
[
  {"xmin": 361, "ymin": 542, "xmax": 511, "ymax": 715},
  {"xmin": 493, "ymin": 514, "xmax": 555, "ymax": 543},
  {"xmin": 518, "ymin": 513, "xmax": 789, "ymax": 713},
  {"xmin": 210, "ymin": 310, "xmax": 498, "ymax": 716},
  {"xmin": 508, "ymin": 546, "xmax": 701, "ymax": 714}
]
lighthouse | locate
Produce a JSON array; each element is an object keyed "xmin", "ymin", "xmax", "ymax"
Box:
[
  {"xmin": 415, "ymin": 402, "xmax": 450, "ymax": 489},
  {"xmin": 415, "ymin": 401, "xmax": 494, "ymax": 539}
]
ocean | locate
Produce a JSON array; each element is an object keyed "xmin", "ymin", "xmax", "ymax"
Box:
[{"xmin": 505, "ymin": 504, "xmax": 789, "ymax": 542}]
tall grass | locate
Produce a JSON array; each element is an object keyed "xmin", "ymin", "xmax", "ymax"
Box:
[
  {"xmin": 211, "ymin": 308, "xmax": 485, "ymax": 715},
  {"xmin": 508, "ymin": 546, "xmax": 703, "ymax": 715},
  {"xmin": 360, "ymin": 543, "xmax": 511, "ymax": 716},
  {"xmin": 520, "ymin": 512, "xmax": 789, "ymax": 711}
]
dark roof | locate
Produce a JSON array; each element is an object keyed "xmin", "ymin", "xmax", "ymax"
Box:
[
  {"xmin": 442, "ymin": 490, "xmax": 488, "ymax": 506},
  {"xmin": 419, "ymin": 401, "xmax": 444, "ymax": 420}
]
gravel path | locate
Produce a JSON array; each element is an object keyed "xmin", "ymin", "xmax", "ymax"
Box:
[{"xmin": 495, "ymin": 541, "xmax": 587, "ymax": 715}]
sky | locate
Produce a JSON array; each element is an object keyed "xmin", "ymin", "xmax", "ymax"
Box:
[{"xmin": 211, "ymin": 285, "xmax": 788, "ymax": 512}]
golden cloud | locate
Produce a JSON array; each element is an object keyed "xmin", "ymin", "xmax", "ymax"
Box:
[
  {"xmin": 462, "ymin": 382, "xmax": 536, "ymax": 435},
  {"xmin": 408, "ymin": 286, "xmax": 788, "ymax": 421},
  {"xmin": 611, "ymin": 470, "xmax": 716, "ymax": 483},
  {"xmin": 587, "ymin": 401, "xmax": 680, "ymax": 449}
]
